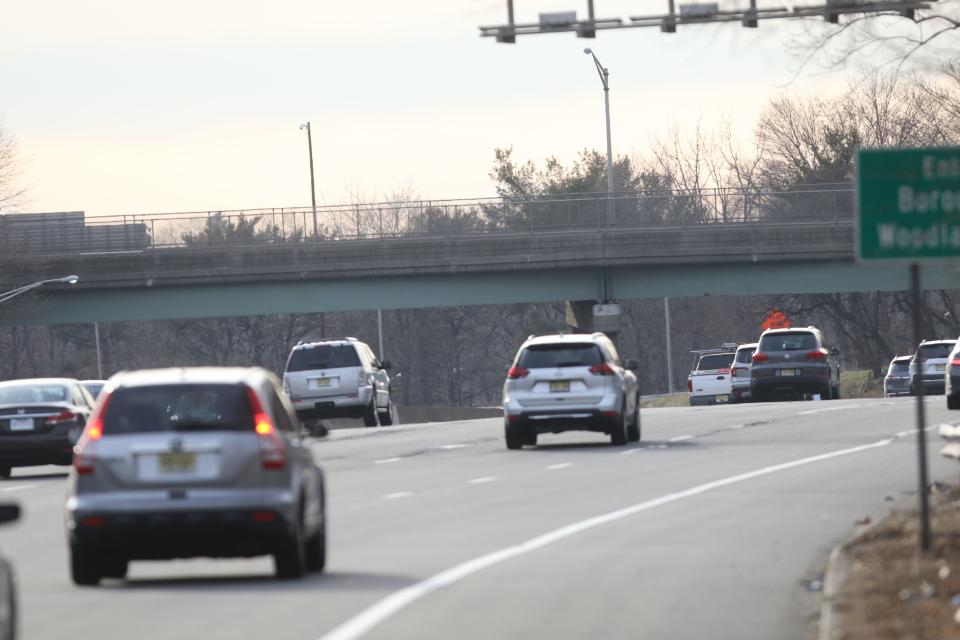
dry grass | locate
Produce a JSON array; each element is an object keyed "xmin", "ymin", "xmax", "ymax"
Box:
[{"xmin": 835, "ymin": 486, "xmax": 960, "ymax": 640}]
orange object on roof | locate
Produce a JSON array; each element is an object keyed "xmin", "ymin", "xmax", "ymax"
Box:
[{"xmin": 761, "ymin": 309, "xmax": 792, "ymax": 331}]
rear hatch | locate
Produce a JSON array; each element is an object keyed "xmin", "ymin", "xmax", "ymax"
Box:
[
  {"xmin": 918, "ymin": 342, "xmax": 955, "ymax": 375},
  {"xmin": 755, "ymin": 331, "xmax": 825, "ymax": 376},
  {"xmin": 284, "ymin": 344, "xmax": 362, "ymax": 400},
  {"xmin": 511, "ymin": 343, "xmax": 611, "ymax": 409},
  {"xmin": 81, "ymin": 383, "xmax": 267, "ymax": 492}
]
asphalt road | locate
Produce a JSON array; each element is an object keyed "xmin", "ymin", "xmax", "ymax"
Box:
[{"xmin": 2, "ymin": 397, "xmax": 957, "ymax": 640}]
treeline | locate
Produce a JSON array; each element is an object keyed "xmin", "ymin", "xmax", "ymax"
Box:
[{"xmin": 3, "ymin": 67, "xmax": 960, "ymax": 400}]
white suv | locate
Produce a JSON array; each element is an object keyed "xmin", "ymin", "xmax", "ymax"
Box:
[
  {"xmin": 283, "ymin": 338, "xmax": 396, "ymax": 427},
  {"xmin": 502, "ymin": 332, "xmax": 640, "ymax": 448}
]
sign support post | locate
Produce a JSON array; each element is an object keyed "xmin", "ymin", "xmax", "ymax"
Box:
[{"xmin": 910, "ymin": 263, "xmax": 931, "ymax": 551}]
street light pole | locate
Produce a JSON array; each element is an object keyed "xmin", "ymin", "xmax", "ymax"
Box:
[
  {"xmin": 584, "ymin": 48, "xmax": 614, "ymax": 227},
  {"xmin": 0, "ymin": 275, "xmax": 79, "ymax": 305},
  {"xmin": 300, "ymin": 122, "xmax": 319, "ymax": 237}
]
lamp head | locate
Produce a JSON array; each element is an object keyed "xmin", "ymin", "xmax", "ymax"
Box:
[
  {"xmin": 61, "ymin": 275, "xmax": 79, "ymax": 285},
  {"xmin": 300, "ymin": 123, "xmax": 309, "ymax": 130},
  {"xmin": 583, "ymin": 47, "xmax": 592, "ymax": 54}
]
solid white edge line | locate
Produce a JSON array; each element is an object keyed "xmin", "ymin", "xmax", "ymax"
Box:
[
  {"xmin": 546, "ymin": 463, "xmax": 573, "ymax": 470},
  {"xmin": 382, "ymin": 492, "xmax": 413, "ymax": 500},
  {"xmin": 468, "ymin": 477, "xmax": 496, "ymax": 485},
  {"xmin": 373, "ymin": 458, "xmax": 403, "ymax": 465},
  {"xmin": 317, "ymin": 437, "xmax": 895, "ymax": 640}
]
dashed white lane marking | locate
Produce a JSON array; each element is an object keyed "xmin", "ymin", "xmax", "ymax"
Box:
[
  {"xmin": 1, "ymin": 484, "xmax": 35, "ymax": 493},
  {"xmin": 669, "ymin": 435, "xmax": 695, "ymax": 442},
  {"xmin": 620, "ymin": 449, "xmax": 641, "ymax": 455},
  {"xmin": 319, "ymin": 437, "xmax": 896, "ymax": 640},
  {"xmin": 437, "ymin": 444, "xmax": 468, "ymax": 450},
  {"xmin": 374, "ymin": 458, "xmax": 403, "ymax": 465},
  {"xmin": 546, "ymin": 463, "xmax": 573, "ymax": 470},
  {"xmin": 896, "ymin": 425, "xmax": 940, "ymax": 438},
  {"xmin": 468, "ymin": 477, "xmax": 497, "ymax": 485},
  {"xmin": 382, "ymin": 492, "xmax": 413, "ymax": 500}
]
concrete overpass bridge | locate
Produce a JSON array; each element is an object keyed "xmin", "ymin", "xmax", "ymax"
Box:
[{"xmin": 2, "ymin": 185, "xmax": 957, "ymax": 325}]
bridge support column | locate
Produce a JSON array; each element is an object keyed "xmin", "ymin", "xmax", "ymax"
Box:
[{"xmin": 564, "ymin": 300, "xmax": 622, "ymax": 345}]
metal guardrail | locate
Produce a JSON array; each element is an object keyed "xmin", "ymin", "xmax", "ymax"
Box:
[{"xmin": 0, "ymin": 183, "xmax": 855, "ymax": 256}]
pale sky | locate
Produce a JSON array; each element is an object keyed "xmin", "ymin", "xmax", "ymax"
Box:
[{"xmin": 0, "ymin": 0, "xmax": 918, "ymax": 216}]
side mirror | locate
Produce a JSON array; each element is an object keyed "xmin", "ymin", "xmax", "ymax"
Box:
[
  {"xmin": 624, "ymin": 358, "xmax": 640, "ymax": 371},
  {"xmin": 0, "ymin": 504, "xmax": 20, "ymax": 525},
  {"xmin": 380, "ymin": 360, "xmax": 392, "ymax": 371}
]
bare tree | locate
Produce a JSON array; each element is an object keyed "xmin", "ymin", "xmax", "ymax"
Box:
[{"xmin": 0, "ymin": 121, "xmax": 26, "ymax": 212}]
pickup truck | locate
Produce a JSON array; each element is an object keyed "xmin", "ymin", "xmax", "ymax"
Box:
[{"xmin": 688, "ymin": 345, "xmax": 737, "ymax": 406}]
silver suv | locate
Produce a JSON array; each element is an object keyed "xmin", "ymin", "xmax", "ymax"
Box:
[
  {"xmin": 910, "ymin": 339, "xmax": 957, "ymax": 396},
  {"xmin": 65, "ymin": 367, "xmax": 326, "ymax": 585},
  {"xmin": 283, "ymin": 338, "xmax": 395, "ymax": 427},
  {"xmin": 502, "ymin": 332, "xmax": 640, "ymax": 448},
  {"xmin": 730, "ymin": 342, "xmax": 758, "ymax": 402},
  {"xmin": 883, "ymin": 355, "xmax": 913, "ymax": 397},
  {"xmin": 750, "ymin": 327, "xmax": 840, "ymax": 401}
]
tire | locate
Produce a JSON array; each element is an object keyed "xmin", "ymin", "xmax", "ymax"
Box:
[
  {"xmin": 831, "ymin": 384, "xmax": 841, "ymax": 400},
  {"xmin": 523, "ymin": 429, "xmax": 538, "ymax": 447},
  {"xmin": 305, "ymin": 517, "xmax": 326, "ymax": 573},
  {"xmin": 377, "ymin": 400, "xmax": 397, "ymax": 426},
  {"xmin": 70, "ymin": 543, "xmax": 102, "ymax": 586},
  {"xmin": 505, "ymin": 424, "xmax": 524, "ymax": 450},
  {"xmin": 273, "ymin": 520, "xmax": 306, "ymax": 579},
  {"xmin": 948, "ymin": 394, "xmax": 960, "ymax": 410},
  {"xmin": 609, "ymin": 408, "xmax": 627, "ymax": 446},
  {"xmin": 100, "ymin": 558, "xmax": 128, "ymax": 580},
  {"xmin": 627, "ymin": 397, "xmax": 641, "ymax": 443},
  {"xmin": 0, "ymin": 467, "xmax": 10, "ymax": 480},
  {"xmin": 362, "ymin": 401, "xmax": 378, "ymax": 427}
]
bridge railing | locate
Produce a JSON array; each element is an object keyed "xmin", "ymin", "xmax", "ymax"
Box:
[{"xmin": 0, "ymin": 183, "xmax": 855, "ymax": 255}]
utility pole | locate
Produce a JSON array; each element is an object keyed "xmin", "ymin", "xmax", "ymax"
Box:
[
  {"xmin": 300, "ymin": 122, "xmax": 319, "ymax": 237},
  {"xmin": 584, "ymin": 48, "xmax": 614, "ymax": 226}
]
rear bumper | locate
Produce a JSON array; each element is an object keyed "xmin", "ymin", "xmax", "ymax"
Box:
[
  {"xmin": 913, "ymin": 375, "xmax": 945, "ymax": 395},
  {"xmin": 689, "ymin": 393, "xmax": 730, "ymax": 406},
  {"xmin": 0, "ymin": 424, "xmax": 78, "ymax": 467},
  {"xmin": 291, "ymin": 386, "xmax": 374, "ymax": 418},
  {"xmin": 505, "ymin": 410, "xmax": 619, "ymax": 434},
  {"xmin": 752, "ymin": 372, "xmax": 829, "ymax": 396},
  {"xmin": 67, "ymin": 508, "xmax": 294, "ymax": 559}
]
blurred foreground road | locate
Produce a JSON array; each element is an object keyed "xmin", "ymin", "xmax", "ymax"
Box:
[{"xmin": 3, "ymin": 397, "xmax": 957, "ymax": 640}]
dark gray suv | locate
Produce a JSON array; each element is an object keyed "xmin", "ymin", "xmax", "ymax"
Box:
[{"xmin": 750, "ymin": 327, "xmax": 841, "ymax": 401}]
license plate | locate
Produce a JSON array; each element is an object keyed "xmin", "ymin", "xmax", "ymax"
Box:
[
  {"xmin": 715, "ymin": 395, "xmax": 728, "ymax": 403},
  {"xmin": 778, "ymin": 369, "xmax": 798, "ymax": 377},
  {"xmin": 158, "ymin": 452, "xmax": 197, "ymax": 473},
  {"xmin": 936, "ymin": 364, "xmax": 946, "ymax": 372},
  {"xmin": 310, "ymin": 377, "xmax": 332, "ymax": 388},
  {"xmin": 549, "ymin": 381, "xmax": 570, "ymax": 393},
  {"xmin": 9, "ymin": 418, "xmax": 32, "ymax": 431}
]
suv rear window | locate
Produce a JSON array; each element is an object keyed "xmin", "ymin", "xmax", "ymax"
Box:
[
  {"xmin": 102, "ymin": 384, "xmax": 254, "ymax": 434},
  {"xmin": 758, "ymin": 332, "xmax": 818, "ymax": 352},
  {"xmin": 519, "ymin": 344, "xmax": 603, "ymax": 369},
  {"xmin": 734, "ymin": 348, "xmax": 756, "ymax": 364},
  {"xmin": 918, "ymin": 343, "xmax": 955, "ymax": 360},
  {"xmin": 697, "ymin": 354, "xmax": 734, "ymax": 371},
  {"xmin": 286, "ymin": 344, "xmax": 361, "ymax": 372},
  {"xmin": 889, "ymin": 361, "xmax": 910, "ymax": 374}
]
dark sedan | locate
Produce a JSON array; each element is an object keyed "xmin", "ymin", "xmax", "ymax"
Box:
[{"xmin": 0, "ymin": 379, "xmax": 95, "ymax": 478}]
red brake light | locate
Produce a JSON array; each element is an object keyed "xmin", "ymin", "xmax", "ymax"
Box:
[
  {"xmin": 507, "ymin": 366, "xmax": 529, "ymax": 379},
  {"xmin": 687, "ymin": 379, "xmax": 693, "ymax": 392},
  {"xmin": 752, "ymin": 353, "xmax": 769, "ymax": 363},
  {"xmin": 45, "ymin": 409, "xmax": 77, "ymax": 426},
  {"xmin": 245, "ymin": 387, "xmax": 286, "ymax": 470},
  {"xmin": 73, "ymin": 392, "xmax": 110, "ymax": 476},
  {"xmin": 806, "ymin": 350, "xmax": 827, "ymax": 361},
  {"xmin": 718, "ymin": 368, "xmax": 731, "ymax": 374},
  {"xmin": 731, "ymin": 367, "xmax": 747, "ymax": 378},
  {"xmin": 589, "ymin": 363, "xmax": 615, "ymax": 376},
  {"xmin": 952, "ymin": 358, "xmax": 960, "ymax": 367}
]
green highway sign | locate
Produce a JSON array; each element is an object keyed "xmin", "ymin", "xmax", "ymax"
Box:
[{"xmin": 857, "ymin": 147, "xmax": 960, "ymax": 262}]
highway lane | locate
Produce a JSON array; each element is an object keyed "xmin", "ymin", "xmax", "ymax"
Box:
[{"xmin": 1, "ymin": 397, "xmax": 956, "ymax": 640}]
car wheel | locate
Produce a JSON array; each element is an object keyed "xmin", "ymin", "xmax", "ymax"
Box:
[
  {"xmin": 70, "ymin": 543, "xmax": 102, "ymax": 586},
  {"xmin": 831, "ymin": 384, "xmax": 841, "ymax": 400},
  {"xmin": 609, "ymin": 408, "xmax": 627, "ymax": 446},
  {"xmin": 273, "ymin": 518, "xmax": 306, "ymax": 579},
  {"xmin": 627, "ymin": 398, "xmax": 641, "ymax": 443},
  {"xmin": 305, "ymin": 514, "xmax": 326, "ymax": 573},
  {"xmin": 0, "ymin": 467, "xmax": 10, "ymax": 480},
  {"xmin": 948, "ymin": 394, "xmax": 960, "ymax": 410},
  {"xmin": 504, "ymin": 424, "xmax": 524, "ymax": 450},
  {"xmin": 362, "ymin": 401, "xmax": 379, "ymax": 427},
  {"xmin": 100, "ymin": 558, "xmax": 128, "ymax": 580},
  {"xmin": 377, "ymin": 400, "xmax": 397, "ymax": 426},
  {"xmin": 522, "ymin": 429, "xmax": 537, "ymax": 446}
]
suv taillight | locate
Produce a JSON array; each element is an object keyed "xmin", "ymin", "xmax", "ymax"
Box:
[
  {"xmin": 246, "ymin": 387, "xmax": 286, "ymax": 470},
  {"xmin": 731, "ymin": 367, "xmax": 747, "ymax": 378},
  {"xmin": 806, "ymin": 350, "xmax": 827, "ymax": 361},
  {"xmin": 589, "ymin": 363, "xmax": 615, "ymax": 376},
  {"xmin": 73, "ymin": 392, "xmax": 110, "ymax": 476},
  {"xmin": 952, "ymin": 358, "xmax": 960, "ymax": 367},
  {"xmin": 752, "ymin": 353, "xmax": 769, "ymax": 363},
  {"xmin": 687, "ymin": 378, "xmax": 693, "ymax": 392},
  {"xmin": 507, "ymin": 366, "xmax": 529, "ymax": 379}
]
